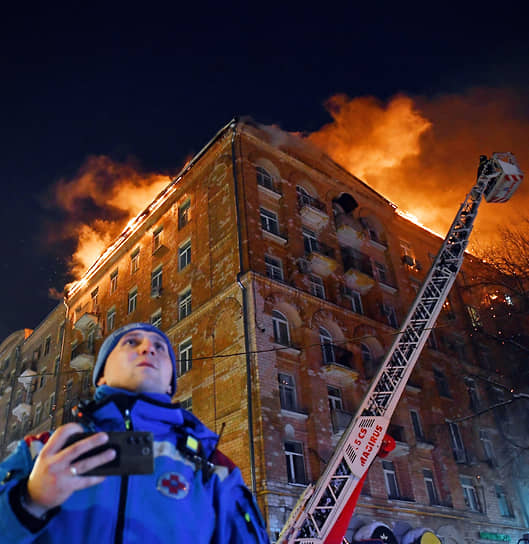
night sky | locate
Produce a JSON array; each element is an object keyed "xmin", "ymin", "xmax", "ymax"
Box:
[{"xmin": 1, "ymin": 3, "xmax": 528, "ymax": 340}]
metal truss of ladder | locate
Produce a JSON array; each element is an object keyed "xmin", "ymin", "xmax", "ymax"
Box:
[{"xmin": 280, "ymin": 165, "xmax": 499, "ymax": 544}]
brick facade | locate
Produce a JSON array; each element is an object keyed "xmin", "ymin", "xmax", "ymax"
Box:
[{"xmin": 1, "ymin": 120, "xmax": 527, "ymax": 543}]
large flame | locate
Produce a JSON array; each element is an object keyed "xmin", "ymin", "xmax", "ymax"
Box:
[
  {"xmin": 46, "ymin": 155, "xmax": 173, "ymax": 278},
  {"xmin": 309, "ymin": 87, "xmax": 528, "ymax": 244}
]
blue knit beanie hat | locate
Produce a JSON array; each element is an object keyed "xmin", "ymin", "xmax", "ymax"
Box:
[{"xmin": 92, "ymin": 323, "xmax": 177, "ymax": 394}]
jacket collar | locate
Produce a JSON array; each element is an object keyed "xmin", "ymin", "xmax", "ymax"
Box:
[{"xmin": 86, "ymin": 386, "xmax": 219, "ymax": 457}]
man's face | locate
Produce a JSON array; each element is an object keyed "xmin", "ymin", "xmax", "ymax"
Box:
[{"xmin": 97, "ymin": 330, "xmax": 173, "ymax": 394}]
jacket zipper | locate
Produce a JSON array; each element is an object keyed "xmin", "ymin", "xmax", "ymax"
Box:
[{"xmin": 114, "ymin": 409, "xmax": 132, "ymax": 544}]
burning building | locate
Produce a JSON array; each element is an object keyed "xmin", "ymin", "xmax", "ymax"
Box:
[{"xmin": 1, "ymin": 119, "xmax": 528, "ymax": 542}]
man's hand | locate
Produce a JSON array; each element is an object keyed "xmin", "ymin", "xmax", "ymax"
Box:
[{"xmin": 25, "ymin": 423, "xmax": 116, "ymax": 517}]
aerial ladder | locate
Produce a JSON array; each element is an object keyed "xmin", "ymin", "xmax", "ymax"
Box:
[{"xmin": 278, "ymin": 153, "xmax": 524, "ymax": 544}]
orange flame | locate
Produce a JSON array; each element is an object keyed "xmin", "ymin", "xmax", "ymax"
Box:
[
  {"xmin": 47, "ymin": 155, "xmax": 173, "ymax": 278},
  {"xmin": 308, "ymin": 88, "xmax": 528, "ymax": 243}
]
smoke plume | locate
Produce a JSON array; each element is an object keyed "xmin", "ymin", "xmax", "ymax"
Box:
[
  {"xmin": 308, "ymin": 87, "xmax": 528, "ymax": 245},
  {"xmin": 45, "ymin": 155, "xmax": 173, "ymax": 277}
]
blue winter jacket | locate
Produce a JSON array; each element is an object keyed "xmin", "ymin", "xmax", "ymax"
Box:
[{"xmin": 0, "ymin": 386, "xmax": 269, "ymax": 543}]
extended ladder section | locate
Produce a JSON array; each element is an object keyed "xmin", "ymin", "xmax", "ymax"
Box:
[{"xmin": 278, "ymin": 153, "xmax": 523, "ymax": 544}]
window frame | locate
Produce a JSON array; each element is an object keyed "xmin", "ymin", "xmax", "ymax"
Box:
[
  {"xmin": 460, "ymin": 476, "xmax": 481, "ymax": 512},
  {"xmin": 179, "ymin": 289, "xmax": 192, "ymax": 320},
  {"xmin": 319, "ymin": 327, "xmax": 335, "ymax": 364},
  {"xmin": 178, "ymin": 200, "xmax": 191, "ymax": 230},
  {"xmin": 260, "ymin": 207, "xmax": 280, "ymax": 235},
  {"xmin": 382, "ymin": 460, "xmax": 400, "ymax": 498},
  {"xmin": 310, "ymin": 275, "xmax": 325, "ymax": 299},
  {"xmin": 150, "ymin": 309, "xmax": 162, "ymax": 329},
  {"xmin": 151, "ymin": 266, "xmax": 163, "ymax": 296},
  {"xmin": 110, "ymin": 269, "xmax": 118, "ymax": 294},
  {"xmin": 128, "ymin": 288, "xmax": 138, "ymax": 314},
  {"xmin": 272, "ymin": 310, "xmax": 290, "ymax": 346},
  {"xmin": 265, "ymin": 255, "xmax": 283, "ymax": 281},
  {"xmin": 178, "ymin": 239, "xmax": 192, "ymax": 271},
  {"xmin": 327, "ymin": 385, "xmax": 343, "ymax": 411},
  {"xmin": 130, "ymin": 248, "xmax": 140, "ymax": 274},
  {"xmin": 178, "ymin": 338, "xmax": 192, "ymax": 376},
  {"xmin": 285, "ymin": 441, "xmax": 307, "ymax": 485},
  {"xmin": 107, "ymin": 307, "xmax": 116, "ymax": 332},
  {"xmin": 153, "ymin": 226, "xmax": 163, "ymax": 253},
  {"xmin": 278, "ymin": 373, "xmax": 297, "ymax": 411},
  {"xmin": 350, "ymin": 290, "xmax": 363, "ymax": 314},
  {"xmin": 423, "ymin": 469, "xmax": 439, "ymax": 505}
]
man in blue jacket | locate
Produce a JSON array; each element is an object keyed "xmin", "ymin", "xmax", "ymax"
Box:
[{"xmin": 0, "ymin": 323, "xmax": 270, "ymax": 543}]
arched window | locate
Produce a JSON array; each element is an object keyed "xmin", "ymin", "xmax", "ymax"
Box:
[
  {"xmin": 296, "ymin": 185, "xmax": 311, "ymax": 207},
  {"xmin": 272, "ymin": 310, "xmax": 290, "ymax": 346},
  {"xmin": 320, "ymin": 327, "xmax": 335, "ymax": 364},
  {"xmin": 256, "ymin": 166, "xmax": 274, "ymax": 191}
]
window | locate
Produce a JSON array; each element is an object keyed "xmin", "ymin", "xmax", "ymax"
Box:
[
  {"xmin": 382, "ymin": 460, "xmax": 400, "ymax": 498},
  {"xmin": 272, "ymin": 310, "xmax": 290, "ymax": 346},
  {"xmin": 110, "ymin": 269, "xmax": 118, "ymax": 294},
  {"xmin": 178, "ymin": 200, "xmax": 191, "ymax": 229},
  {"xmin": 49, "ymin": 393, "xmax": 56, "ymax": 414},
  {"xmin": 310, "ymin": 275, "xmax": 325, "ymax": 299},
  {"xmin": 480, "ymin": 430, "xmax": 496, "ymax": 466},
  {"xmin": 382, "ymin": 303, "xmax": 398, "ymax": 328},
  {"xmin": 496, "ymin": 485, "xmax": 513, "ymax": 517},
  {"xmin": 53, "ymin": 358, "xmax": 60, "ymax": 376},
  {"xmin": 285, "ymin": 441, "xmax": 307, "ymax": 484},
  {"xmin": 278, "ymin": 373, "xmax": 296, "ymax": 411},
  {"xmin": 151, "ymin": 266, "xmax": 163, "ymax": 296},
  {"xmin": 153, "ymin": 226, "xmax": 163, "ymax": 252},
  {"xmin": 434, "ymin": 369, "xmax": 451, "ymax": 398},
  {"xmin": 128, "ymin": 288, "xmax": 138, "ymax": 314},
  {"xmin": 491, "ymin": 387, "xmax": 510, "ymax": 423},
  {"xmin": 178, "ymin": 338, "xmax": 192, "ymax": 376},
  {"xmin": 178, "ymin": 240, "xmax": 191, "ymax": 270},
  {"xmin": 410, "ymin": 410, "xmax": 425, "ymax": 441},
  {"xmin": 39, "ymin": 368, "xmax": 46, "ymax": 389},
  {"xmin": 179, "ymin": 289, "xmax": 192, "ymax": 320},
  {"xmin": 180, "ymin": 397, "xmax": 192, "ymax": 412},
  {"xmin": 107, "ymin": 307, "xmax": 116, "ymax": 332},
  {"xmin": 400, "ymin": 240, "xmax": 415, "ymax": 266},
  {"xmin": 150, "ymin": 310, "xmax": 162, "ymax": 329},
  {"xmin": 296, "ymin": 185, "xmax": 312, "ymax": 208},
  {"xmin": 256, "ymin": 166, "xmax": 274, "ymax": 190},
  {"xmin": 260, "ymin": 207, "xmax": 280, "ymax": 235},
  {"xmin": 130, "ymin": 248, "xmax": 140, "ymax": 274},
  {"xmin": 360, "ymin": 343, "xmax": 375, "ymax": 377},
  {"xmin": 466, "ymin": 305, "xmax": 482, "ymax": 329},
  {"xmin": 302, "ymin": 228, "xmax": 318, "ymax": 254},
  {"xmin": 265, "ymin": 255, "xmax": 283, "ymax": 281},
  {"xmin": 460, "ymin": 476, "xmax": 481, "ymax": 512},
  {"xmin": 327, "ymin": 386, "xmax": 343, "ymax": 411},
  {"xmin": 91, "ymin": 287, "xmax": 99, "ymax": 312},
  {"xmin": 350, "ymin": 290, "xmax": 363, "ymax": 314},
  {"xmin": 423, "ymin": 469, "xmax": 439, "ymax": 505},
  {"xmin": 448, "ymin": 422, "xmax": 466, "ymax": 463},
  {"xmin": 44, "ymin": 336, "xmax": 51, "ymax": 356},
  {"xmin": 375, "ymin": 262, "xmax": 388, "ymax": 284},
  {"xmin": 320, "ymin": 327, "xmax": 335, "ymax": 364},
  {"xmin": 464, "ymin": 377, "xmax": 480, "ymax": 411}
]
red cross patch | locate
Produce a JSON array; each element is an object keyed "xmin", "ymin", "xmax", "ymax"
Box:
[{"xmin": 157, "ymin": 472, "xmax": 190, "ymax": 499}]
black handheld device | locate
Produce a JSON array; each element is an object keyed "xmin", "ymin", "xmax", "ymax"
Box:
[{"xmin": 62, "ymin": 432, "xmax": 155, "ymax": 476}]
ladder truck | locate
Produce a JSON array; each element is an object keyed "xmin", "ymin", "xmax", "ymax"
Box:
[{"xmin": 278, "ymin": 153, "xmax": 524, "ymax": 544}]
